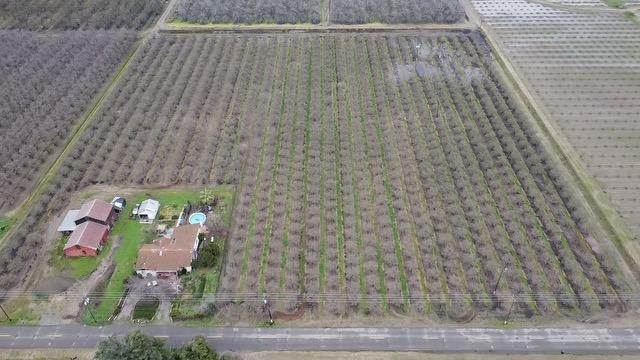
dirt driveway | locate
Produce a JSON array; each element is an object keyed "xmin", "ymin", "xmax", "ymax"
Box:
[{"xmin": 115, "ymin": 275, "xmax": 180, "ymax": 323}]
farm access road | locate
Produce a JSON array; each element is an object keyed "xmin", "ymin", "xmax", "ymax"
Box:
[{"xmin": 2, "ymin": 325, "xmax": 640, "ymax": 354}]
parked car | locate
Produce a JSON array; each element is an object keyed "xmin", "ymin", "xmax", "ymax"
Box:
[{"xmin": 111, "ymin": 196, "xmax": 127, "ymax": 214}]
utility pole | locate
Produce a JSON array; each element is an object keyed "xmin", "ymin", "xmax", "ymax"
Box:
[
  {"xmin": 492, "ymin": 266, "xmax": 507, "ymax": 295},
  {"xmin": 264, "ymin": 297, "xmax": 274, "ymax": 326},
  {"xmin": 0, "ymin": 303, "xmax": 11, "ymax": 322},
  {"xmin": 84, "ymin": 297, "xmax": 97, "ymax": 324},
  {"xmin": 87, "ymin": 308, "xmax": 97, "ymax": 324},
  {"xmin": 504, "ymin": 294, "xmax": 516, "ymax": 325}
]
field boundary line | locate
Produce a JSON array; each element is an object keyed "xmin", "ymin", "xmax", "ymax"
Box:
[
  {"xmin": 478, "ymin": 22, "xmax": 640, "ymax": 282},
  {"xmin": 159, "ymin": 23, "xmax": 476, "ymax": 34},
  {"xmin": 0, "ymin": 38, "xmax": 143, "ymax": 249},
  {"xmin": 530, "ymin": 0, "xmax": 635, "ymax": 15}
]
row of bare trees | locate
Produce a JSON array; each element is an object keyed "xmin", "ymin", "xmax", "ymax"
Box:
[
  {"xmin": 0, "ymin": 30, "xmax": 136, "ymax": 214},
  {"xmin": 459, "ymin": 33, "xmax": 625, "ymax": 309},
  {"xmin": 330, "ymin": 0, "xmax": 464, "ymax": 24},
  {"xmin": 173, "ymin": 0, "xmax": 463, "ymax": 25},
  {"xmin": 0, "ymin": 0, "xmax": 166, "ymax": 30},
  {"xmin": 173, "ymin": 0, "xmax": 321, "ymax": 24}
]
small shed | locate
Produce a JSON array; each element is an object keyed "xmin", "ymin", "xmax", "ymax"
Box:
[
  {"xmin": 57, "ymin": 209, "xmax": 80, "ymax": 235},
  {"xmin": 138, "ymin": 199, "xmax": 160, "ymax": 223}
]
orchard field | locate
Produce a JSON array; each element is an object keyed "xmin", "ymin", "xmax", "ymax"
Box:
[
  {"xmin": 0, "ymin": 30, "xmax": 138, "ymax": 214},
  {"xmin": 1, "ymin": 31, "xmax": 636, "ymax": 322},
  {"xmin": 330, "ymin": 0, "xmax": 464, "ymax": 24},
  {"xmin": 172, "ymin": 0, "xmax": 322, "ymax": 25},
  {"xmin": 472, "ymin": 0, "xmax": 640, "ymax": 239},
  {"xmin": 171, "ymin": 0, "xmax": 464, "ymax": 25},
  {"xmin": 0, "ymin": 0, "xmax": 167, "ymax": 30}
]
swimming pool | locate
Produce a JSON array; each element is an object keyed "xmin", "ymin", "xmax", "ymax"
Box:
[{"xmin": 188, "ymin": 212, "xmax": 206, "ymax": 225}]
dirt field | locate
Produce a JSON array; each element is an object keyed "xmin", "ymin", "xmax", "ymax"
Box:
[{"xmin": 0, "ymin": 349, "xmax": 94, "ymax": 360}]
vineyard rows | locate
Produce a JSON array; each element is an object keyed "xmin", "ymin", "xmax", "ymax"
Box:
[
  {"xmin": 1, "ymin": 32, "xmax": 635, "ymax": 322},
  {"xmin": 0, "ymin": 30, "xmax": 138, "ymax": 214}
]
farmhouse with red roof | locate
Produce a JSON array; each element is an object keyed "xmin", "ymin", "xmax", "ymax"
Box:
[
  {"xmin": 63, "ymin": 221, "xmax": 109, "ymax": 257},
  {"xmin": 58, "ymin": 199, "xmax": 117, "ymax": 257},
  {"xmin": 74, "ymin": 199, "xmax": 117, "ymax": 228}
]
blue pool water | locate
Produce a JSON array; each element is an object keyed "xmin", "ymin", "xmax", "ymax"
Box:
[{"xmin": 188, "ymin": 212, "xmax": 206, "ymax": 224}]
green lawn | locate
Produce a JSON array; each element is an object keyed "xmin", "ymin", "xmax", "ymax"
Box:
[
  {"xmin": 606, "ymin": 0, "xmax": 627, "ymax": 8},
  {"xmin": 132, "ymin": 297, "xmax": 160, "ymax": 320},
  {"xmin": 83, "ymin": 187, "xmax": 234, "ymax": 324},
  {"xmin": 170, "ymin": 269, "xmax": 219, "ymax": 320},
  {"xmin": 0, "ymin": 298, "xmax": 38, "ymax": 325},
  {"xmin": 50, "ymin": 234, "xmax": 113, "ymax": 279},
  {"xmin": 0, "ymin": 217, "xmax": 14, "ymax": 241},
  {"xmin": 181, "ymin": 268, "xmax": 219, "ymax": 299},
  {"xmin": 170, "ymin": 240, "xmax": 225, "ymax": 322}
]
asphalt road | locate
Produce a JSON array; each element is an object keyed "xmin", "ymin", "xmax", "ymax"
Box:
[{"xmin": 1, "ymin": 326, "xmax": 640, "ymax": 354}]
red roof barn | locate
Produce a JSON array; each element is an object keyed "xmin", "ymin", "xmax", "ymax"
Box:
[
  {"xmin": 74, "ymin": 199, "xmax": 116, "ymax": 228},
  {"xmin": 63, "ymin": 221, "xmax": 109, "ymax": 257}
]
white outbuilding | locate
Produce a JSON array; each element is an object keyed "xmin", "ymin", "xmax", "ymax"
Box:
[{"xmin": 138, "ymin": 199, "xmax": 160, "ymax": 223}]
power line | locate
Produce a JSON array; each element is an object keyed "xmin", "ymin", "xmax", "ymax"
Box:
[{"xmin": 2, "ymin": 290, "xmax": 639, "ymax": 304}]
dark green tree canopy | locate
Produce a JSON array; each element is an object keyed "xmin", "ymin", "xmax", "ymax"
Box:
[
  {"xmin": 95, "ymin": 331, "xmax": 167, "ymax": 360},
  {"xmin": 94, "ymin": 331, "xmax": 218, "ymax": 360},
  {"xmin": 173, "ymin": 336, "xmax": 218, "ymax": 360}
]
